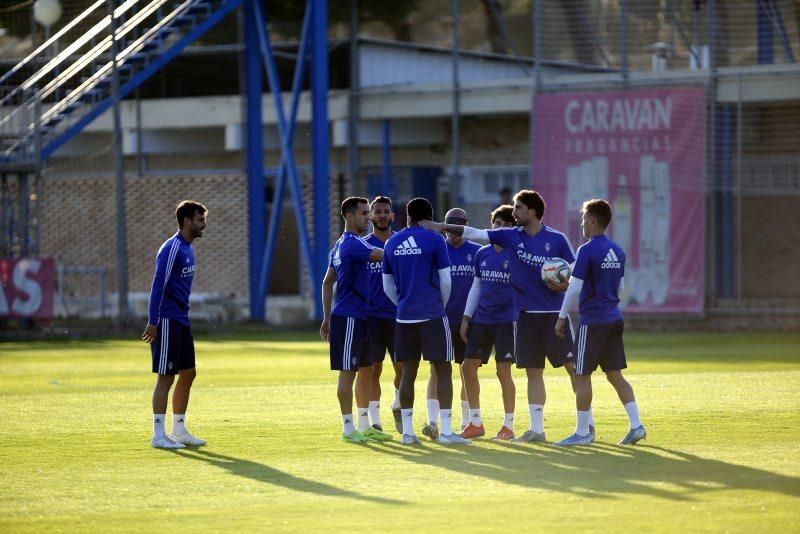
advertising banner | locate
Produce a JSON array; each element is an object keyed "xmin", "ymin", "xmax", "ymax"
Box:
[
  {"xmin": 0, "ymin": 257, "xmax": 56, "ymax": 319},
  {"xmin": 532, "ymin": 87, "xmax": 705, "ymax": 312}
]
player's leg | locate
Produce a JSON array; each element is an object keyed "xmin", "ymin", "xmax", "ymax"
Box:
[
  {"xmin": 169, "ymin": 324, "xmax": 206, "ymax": 446},
  {"xmin": 396, "ymin": 323, "xmax": 422, "ymax": 443},
  {"xmin": 561, "ymin": 316, "xmax": 595, "ymax": 438},
  {"xmin": 494, "ymin": 362, "xmax": 515, "ymax": 439},
  {"xmin": 425, "ymin": 363, "xmax": 440, "ymax": 432},
  {"xmin": 450, "ymin": 321, "xmax": 470, "ymax": 431},
  {"xmin": 423, "ymin": 317, "xmax": 470, "ymax": 444},
  {"xmin": 556, "ymin": 323, "xmax": 596, "ymax": 446},
  {"xmin": 330, "ymin": 315, "xmax": 369, "ymax": 443},
  {"xmin": 510, "ymin": 313, "xmax": 547, "ymax": 443},
  {"xmin": 150, "ymin": 319, "xmax": 184, "ymax": 449},
  {"xmin": 600, "ymin": 320, "xmax": 645, "ymax": 444},
  {"xmin": 460, "ymin": 358, "xmax": 484, "ymax": 438},
  {"xmin": 461, "ymin": 321, "xmax": 493, "ymax": 439},
  {"xmin": 355, "ymin": 364, "xmax": 374, "ymax": 434}
]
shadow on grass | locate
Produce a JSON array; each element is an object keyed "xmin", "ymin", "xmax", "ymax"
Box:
[
  {"xmin": 368, "ymin": 440, "xmax": 800, "ymax": 501},
  {"xmin": 174, "ymin": 448, "xmax": 405, "ymax": 505}
]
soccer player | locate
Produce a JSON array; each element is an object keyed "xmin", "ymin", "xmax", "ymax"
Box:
[
  {"xmin": 365, "ymin": 196, "xmax": 403, "ymax": 433},
  {"xmin": 460, "ymin": 205, "xmax": 517, "ymax": 439},
  {"xmin": 142, "ymin": 200, "xmax": 208, "ymax": 449},
  {"xmin": 424, "ymin": 208, "xmax": 481, "ymax": 439},
  {"xmin": 382, "ymin": 197, "xmax": 470, "ymax": 445},
  {"xmin": 554, "ymin": 199, "xmax": 646, "ymax": 446},
  {"xmin": 422, "ymin": 190, "xmax": 584, "ymax": 443},
  {"xmin": 320, "ymin": 197, "xmax": 391, "ymax": 443}
]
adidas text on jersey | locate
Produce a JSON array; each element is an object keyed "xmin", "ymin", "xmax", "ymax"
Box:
[
  {"xmin": 394, "ymin": 236, "xmax": 423, "ymax": 256},
  {"xmin": 601, "ymin": 248, "xmax": 622, "ymax": 269}
]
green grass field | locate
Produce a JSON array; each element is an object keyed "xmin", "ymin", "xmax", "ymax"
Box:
[{"xmin": 1, "ymin": 331, "xmax": 799, "ymax": 532}]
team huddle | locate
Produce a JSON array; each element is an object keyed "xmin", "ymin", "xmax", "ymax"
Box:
[{"xmin": 321, "ymin": 190, "xmax": 647, "ymax": 447}]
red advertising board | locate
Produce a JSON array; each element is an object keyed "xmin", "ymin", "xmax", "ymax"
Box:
[
  {"xmin": 0, "ymin": 257, "xmax": 56, "ymax": 319},
  {"xmin": 532, "ymin": 87, "xmax": 706, "ymax": 312}
]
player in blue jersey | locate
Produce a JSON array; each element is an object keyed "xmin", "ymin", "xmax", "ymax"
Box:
[
  {"xmin": 555, "ymin": 199, "xmax": 646, "ymax": 446},
  {"xmin": 382, "ymin": 198, "xmax": 471, "ymax": 445},
  {"xmin": 460, "ymin": 205, "xmax": 517, "ymax": 440},
  {"xmin": 142, "ymin": 200, "xmax": 208, "ymax": 449},
  {"xmin": 422, "ymin": 190, "xmax": 592, "ymax": 443},
  {"xmin": 424, "ymin": 208, "xmax": 481, "ymax": 439},
  {"xmin": 364, "ymin": 196, "xmax": 403, "ymax": 433},
  {"xmin": 320, "ymin": 197, "xmax": 391, "ymax": 443}
]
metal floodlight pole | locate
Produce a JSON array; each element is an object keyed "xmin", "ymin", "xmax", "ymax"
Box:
[
  {"xmin": 620, "ymin": 0, "xmax": 629, "ymax": 86},
  {"xmin": 451, "ymin": 0, "xmax": 461, "ymax": 208},
  {"xmin": 109, "ymin": 0, "xmax": 129, "ymax": 324},
  {"xmin": 311, "ymin": 0, "xmax": 330, "ymax": 320},
  {"xmin": 244, "ymin": 0, "xmax": 266, "ymax": 321},
  {"xmin": 348, "ymin": 0, "xmax": 360, "ymax": 194},
  {"xmin": 531, "ymin": 0, "xmax": 541, "ymax": 186}
]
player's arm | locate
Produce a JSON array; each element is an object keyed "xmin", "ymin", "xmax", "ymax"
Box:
[
  {"xmin": 438, "ymin": 267, "xmax": 452, "ymax": 307},
  {"xmin": 419, "ymin": 220, "xmax": 490, "ymax": 242},
  {"xmin": 555, "ymin": 277, "xmax": 583, "ymax": 338},
  {"xmin": 320, "ymin": 267, "xmax": 337, "ymax": 341},
  {"xmin": 142, "ymin": 248, "xmax": 169, "ymax": 343},
  {"xmin": 382, "ymin": 274, "xmax": 399, "ymax": 305},
  {"xmin": 461, "ymin": 277, "xmax": 481, "ymax": 343},
  {"xmin": 618, "ymin": 276, "xmax": 625, "ymax": 299}
]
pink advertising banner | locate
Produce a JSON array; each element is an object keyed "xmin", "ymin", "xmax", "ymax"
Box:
[{"xmin": 532, "ymin": 86, "xmax": 706, "ymax": 312}]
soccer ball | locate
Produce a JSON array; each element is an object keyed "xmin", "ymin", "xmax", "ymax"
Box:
[{"xmin": 541, "ymin": 257, "xmax": 571, "ymax": 285}]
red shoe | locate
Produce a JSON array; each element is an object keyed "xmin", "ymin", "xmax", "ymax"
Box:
[
  {"xmin": 491, "ymin": 426, "xmax": 515, "ymax": 440},
  {"xmin": 460, "ymin": 423, "xmax": 485, "ymax": 439}
]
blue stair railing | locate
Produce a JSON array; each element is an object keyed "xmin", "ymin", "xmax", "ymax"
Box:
[{"xmin": 1, "ymin": 0, "xmax": 242, "ymax": 165}]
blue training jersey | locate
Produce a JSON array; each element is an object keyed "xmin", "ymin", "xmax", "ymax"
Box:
[
  {"xmin": 365, "ymin": 233, "xmax": 397, "ymax": 319},
  {"xmin": 473, "ymin": 245, "xmax": 516, "ymax": 324},
  {"xmin": 330, "ymin": 232, "xmax": 374, "ymax": 319},
  {"xmin": 445, "ymin": 240, "xmax": 482, "ymax": 322},
  {"xmin": 487, "ymin": 225, "xmax": 576, "ymax": 313},
  {"xmin": 572, "ymin": 234, "xmax": 625, "ymax": 325},
  {"xmin": 382, "ymin": 226, "xmax": 451, "ymax": 321},
  {"xmin": 148, "ymin": 232, "xmax": 196, "ymax": 327}
]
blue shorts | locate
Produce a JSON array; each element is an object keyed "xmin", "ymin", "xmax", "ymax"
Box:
[
  {"xmin": 151, "ymin": 319, "xmax": 195, "ymax": 375},
  {"xmin": 394, "ymin": 317, "xmax": 453, "ymax": 363},
  {"xmin": 366, "ymin": 316, "xmax": 396, "ymax": 363},
  {"xmin": 448, "ymin": 317, "xmax": 466, "ymax": 364},
  {"xmin": 329, "ymin": 314, "xmax": 372, "ymax": 371},
  {"xmin": 515, "ymin": 312, "xmax": 574, "ymax": 369},
  {"xmin": 574, "ymin": 320, "xmax": 627, "ymax": 375},
  {"xmin": 464, "ymin": 321, "xmax": 516, "ymax": 365}
]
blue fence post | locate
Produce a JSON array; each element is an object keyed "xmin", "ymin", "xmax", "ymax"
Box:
[
  {"xmin": 311, "ymin": 0, "xmax": 329, "ymax": 320},
  {"xmin": 244, "ymin": 0, "xmax": 265, "ymax": 320}
]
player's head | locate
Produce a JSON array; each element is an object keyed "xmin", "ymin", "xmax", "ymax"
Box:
[
  {"xmin": 341, "ymin": 196, "xmax": 370, "ymax": 233},
  {"xmin": 490, "ymin": 205, "xmax": 515, "ymax": 229},
  {"xmin": 581, "ymin": 198, "xmax": 612, "ymax": 238},
  {"xmin": 512, "ymin": 190, "xmax": 545, "ymax": 225},
  {"xmin": 369, "ymin": 196, "xmax": 394, "ymax": 232},
  {"xmin": 406, "ymin": 197, "xmax": 433, "ymax": 225},
  {"xmin": 175, "ymin": 200, "xmax": 207, "ymax": 239},
  {"xmin": 444, "ymin": 208, "xmax": 467, "ymax": 243}
]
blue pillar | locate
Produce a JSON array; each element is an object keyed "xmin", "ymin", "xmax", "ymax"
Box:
[
  {"xmin": 244, "ymin": 0, "xmax": 265, "ymax": 320},
  {"xmin": 757, "ymin": 0, "xmax": 774, "ymax": 64},
  {"xmin": 381, "ymin": 119, "xmax": 391, "ymax": 194},
  {"xmin": 311, "ymin": 0, "xmax": 329, "ymax": 320},
  {"xmin": 714, "ymin": 105, "xmax": 733, "ymax": 298}
]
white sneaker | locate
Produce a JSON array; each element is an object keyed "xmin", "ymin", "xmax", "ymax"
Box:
[
  {"xmin": 170, "ymin": 430, "xmax": 207, "ymax": 446},
  {"xmin": 151, "ymin": 434, "xmax": 185, "ymax": 449}
]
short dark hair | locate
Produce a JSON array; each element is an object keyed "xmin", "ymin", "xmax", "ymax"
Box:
[
  {"xmin": 175, "ymin": 200, "xmax": 207, "ymax": 228},
  {"xmin": 491, "ymin": 205, "xmax": 515, "ymax": 225},
  {"xmin": 370, "ymin": 196, "xmax": 392, "ymax": 208},
  {"xmin": 513, "ymin": 190, "xmax": 546, "ymax": 220},
  {"xmin": 582, "ymin": 199, "xmax": 613, "ymax": 228},
  {"xmin": 406, "ymin": 197, "xmax": 433, "ymax": 223},
  {"xmin": 341, "ymin": 196, "xmax": 369, "ymax": 218}
]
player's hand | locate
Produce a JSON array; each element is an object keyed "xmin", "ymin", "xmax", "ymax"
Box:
[
  {"xmin": 460, "ymin": 318, "xmax": 470, "ymax": 343},
  {"xmin": 546, "ymin": 279, "xmax": 569, "ymax": 293},
  {"xmin": 320, "ymin": 319, "xmax": 330, "ymax": 341},
  {"xmin": 141, "ymin": 324, "xmax": 157, "ymax": 344},
  {"xmin": 554, "ymin": 317, "xmax": 567, "ymax": 339},
  {"xmin": 419, "ymin": 220, "xmax": 442, "ymax": 232}
]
